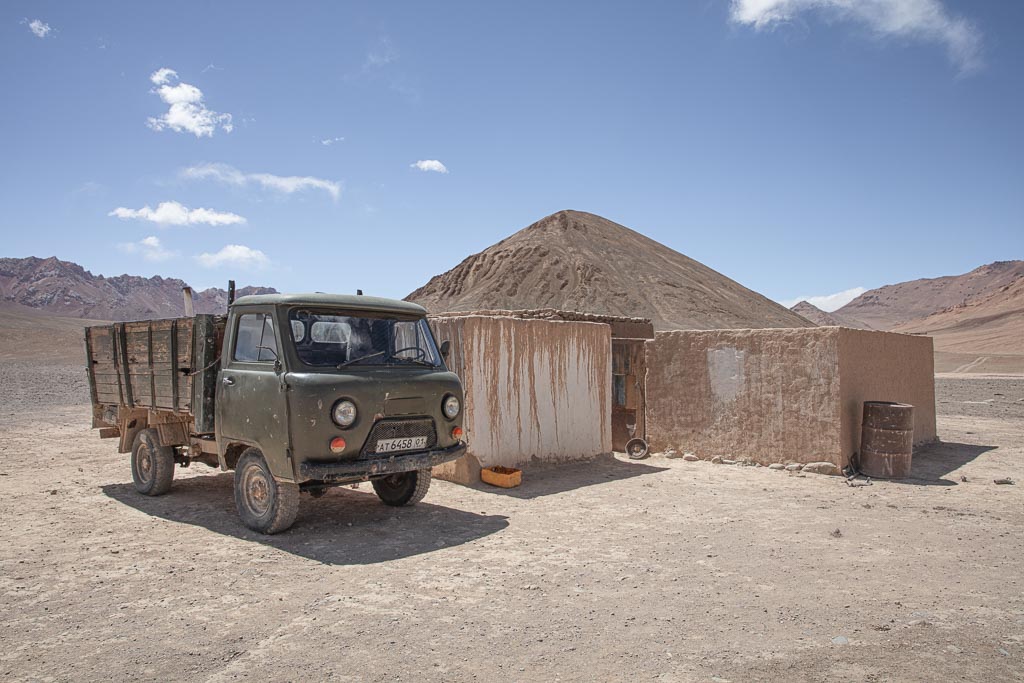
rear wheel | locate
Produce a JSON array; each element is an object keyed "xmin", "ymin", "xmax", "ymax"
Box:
[
  {"xmin": 131, "ymin": 428, "xmax": 175, "ymax": 496},
  {"xmin": 372, "ymin": 468, "xmax": 432, "ymax": 506},
  {"xmin": 233, "ymin": 448, "xmax": 300, "ymax": 534}
]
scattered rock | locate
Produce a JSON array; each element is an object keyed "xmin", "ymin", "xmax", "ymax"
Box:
[
  {"xmin": 994, "ymin": 478, "xmax": 1014, "ymax": 485},
  {"xmin": 665, "ymin": 451, "xmax": 685, "ymax": 459},
  {"xmin": 785, "ymin": 463, "xmax": 802, "ymax": 472},
  {"xmin": 830, "ymin": 528, "xmax": 842, "ymax": 538},
  {"xmin": 768, "ymin": 463, "xmax": 786, "ymax": 470},
  {"xmin": 960, "ymin": 475, "xmax": 968, "ymax": 482},
  {"xmin": 711, "ymin": 456, "xmax": 723, "ymax": 464},
  {"xmin": 683, "ymin": 453, "xmax": 699, "ymax": 462},
  {"xmin": 908, "ymin": 619, "xmax": 931, "ymax": 627},
  {"xmin": 831, "ymin": 636, "xmax": 849, "ymax": 645},
  {"xmin": 802, "ymin": 462, "xmax": 841, "ymax": 476}
]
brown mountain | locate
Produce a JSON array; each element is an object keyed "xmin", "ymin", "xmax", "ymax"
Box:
[
  {"xmin": 407, "ymin": 210, "xmax": 811, "ymax": 331},
  {"xmin": 835, "ymin": 260, "xmax": 1024, "ymax": 330},
  {"xmin": 790, "ymin": 301, "xmax": 842, "ymax": 326},
  {"xmin": 0, "ymin": 256, "xmax": 275, "ymax": 321},
  {"xmin": 893, "ymin": 276, "xmax": 1024, "ymax": 373},
  {"xmin": 789, "ymin": 301, "xmax": 873, "ymax": 329}
]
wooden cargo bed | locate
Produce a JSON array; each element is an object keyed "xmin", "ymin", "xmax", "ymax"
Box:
[{"xmin": 85, "ymin": 315, "xmax": 223, "ymax": 433}]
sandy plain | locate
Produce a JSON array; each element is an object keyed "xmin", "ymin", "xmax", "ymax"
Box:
[{"xmin": 1, "ymin": 336, "xmax": 1022, "ymax": 682}]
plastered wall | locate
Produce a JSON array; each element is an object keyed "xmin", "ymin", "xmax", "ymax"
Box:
[
  {"xmin": 645, "ymin": 327, "xmax": 936, "ymax": 469},
  {"xmin": 645, "ymin": 328, "xmax": 842, "ymax": 465},
  {"xmin": 837, "ymin": 328, "xmax": 937, "ymax": 460},
  {"xmin": 429, "ymin": 315, "xmax": 612, "ymax": 483}
]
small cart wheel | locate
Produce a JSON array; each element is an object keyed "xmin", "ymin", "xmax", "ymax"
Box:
[
  {"xmin": 626, "ymin": 438, "xmax": 650, "ymax": 460},
  {"xmin": 233, "ymin": 448, "xmax": 300, "ymax": 534},
  {"xmin": 372, "ymin": 468, "xmax": 432, "ymax": 507},
  {"xmin": 131, "ymin": 428, "xmax": 175, "ymax": 496}
]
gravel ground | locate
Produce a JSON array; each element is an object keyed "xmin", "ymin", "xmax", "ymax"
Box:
[
  {"xmin": 1, "ymin": 377, "xmax": 1022, "ymax": 682},
  {"xmin": 935, "ymin": 376, "xmax": 1024, "ymax": 420}
]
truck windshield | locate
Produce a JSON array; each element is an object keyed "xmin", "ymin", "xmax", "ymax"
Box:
[{"xmin": 288, "ymin": 309, "xmax": 443, "ymax": 368}]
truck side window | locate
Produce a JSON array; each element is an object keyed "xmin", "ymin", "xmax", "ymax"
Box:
[{"xmin": 234, "ymin": 314, "xmax": 278, "ymax": 363}]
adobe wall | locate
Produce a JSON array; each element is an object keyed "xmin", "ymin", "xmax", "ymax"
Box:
[
  {"xmin": 837, "ymin": 328, "xmax": 937, "ymax": 460},
  {"xmin": 429, "ymin": 315, "xmax": 612, "ymax": 484},
  {"xmin": 644, "ymin": 328, "xmax": 843, "ymax": 466}
]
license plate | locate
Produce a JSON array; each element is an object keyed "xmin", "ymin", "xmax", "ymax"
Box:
[{"xmin": 375, "ymin": 436, "xmax": 428, "ymax": 453}]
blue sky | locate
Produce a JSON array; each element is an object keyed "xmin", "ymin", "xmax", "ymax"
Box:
[{"xmin": 2, "ymin": 1, "xmax": 1021, "ymax": 310}]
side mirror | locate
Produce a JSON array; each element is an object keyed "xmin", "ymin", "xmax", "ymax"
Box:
[{"xmin": 440, "ymin": 340, "xmax": 451, "ymax": 358}]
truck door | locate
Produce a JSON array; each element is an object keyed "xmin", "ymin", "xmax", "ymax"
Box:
[{"xmin": 216, "ymin": 309, "xmax": 292, "ymax": 480}]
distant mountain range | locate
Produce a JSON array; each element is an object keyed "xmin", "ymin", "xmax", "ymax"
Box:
[
  {"xmin": 0, "ymin": 256, "xmax": 275, "ymax": 321},
  {"xmin": 790, "ymin": 261, "xmax": 1024, "ymax": 373}
]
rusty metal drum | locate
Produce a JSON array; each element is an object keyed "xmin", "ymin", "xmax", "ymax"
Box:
[{"xmin": 859, "ymin": 401, "xmax": 914, "ymax": 478}]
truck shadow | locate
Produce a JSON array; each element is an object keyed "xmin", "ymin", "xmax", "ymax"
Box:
[
  {"xmin": 470, "ymin": 453, "xmax": 669, "ymax": 499},
  {"xmin": 101, "ymin": 475, "xmax": 509, "ymax": 565},
  {"xmin": 890, "ymin": 441, "xmax": 998, "ymax": 486}
]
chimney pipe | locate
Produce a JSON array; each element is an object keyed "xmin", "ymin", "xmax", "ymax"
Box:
[
  {"xmin": 227, "ymin": 280, "xmax": 236, "ymax": 307},
  {"xmin": 357, "ymin": 289, "xmax": 363, "ymax": 296},
  {"xmin": 182, "ymin": 286, "xmax": 194, "ymax": 317}
]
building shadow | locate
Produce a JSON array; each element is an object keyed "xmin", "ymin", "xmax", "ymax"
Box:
[
  {"xmin": 471, "ymin": 453, "xmax": 669, "ymax": 500},
  {"xmin": 894, "ymin": 440, "xmax": 998, "ymax": 486},
  {"xmin": 102, "ymin": 474, "xmax": 508, "ymax": 566}
]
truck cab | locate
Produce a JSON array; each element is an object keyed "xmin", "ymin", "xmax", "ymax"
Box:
[{"xmin": 86, "ymin": 293, "xmax": 466, "ymax": 534}]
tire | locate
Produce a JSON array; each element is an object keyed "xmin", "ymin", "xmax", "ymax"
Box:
[
  {"xmin": 372, "ymin": 468, "xmax": 432, "ymax": 507},
  {"xmin": 626, "ymin": 438, "xmax": 650, "ymax": 460},
  {"xmin": 131, "ymin": 428, "xmax": 175, "ymax": 496},
  {"xmin": 233, "ymin": 448, "xmax": 300, "ymax": 534}
]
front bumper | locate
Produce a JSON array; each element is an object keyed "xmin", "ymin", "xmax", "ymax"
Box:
[{"xmin": 299, "ymin": 442, "xmax": 466, "ymax": 483}]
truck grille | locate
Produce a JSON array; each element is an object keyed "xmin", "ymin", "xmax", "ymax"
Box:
[{"xmin": 361, "ymin": 418, "xmax": 437, "ymax": 457}]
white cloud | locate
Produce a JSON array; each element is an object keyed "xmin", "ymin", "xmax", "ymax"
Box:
[
  {"xmin": 196, "ymin": 244, "xmax": 270, "ymax": 270},
  {"xmin": 321, "ymin": 137, "xmax": 345, "ymax": 146},
  {"xmin": 729, "ymin": 0, "xmax": 982, "ymax": 73},
  {"xmin": 780, "ymin": 286, "xmax": 867, "ymax": 311},
  {"xmin": 181, "ymin": 162, "xmax": 341, "ymax": 200},
  {"xmin": 28, "ymin": 19, "xmax": 52, "ymax": 38},
  {"xmin": 146, "ymin": 67, "xmax": 233, "ymax": 137},
  {"xmin": 109, "ymin": 200, "xmax": 246, "ymax": 227},
  {"xmin": 116, "ymin": 236, "xmax": 176, "ymax": 262},
  {"xmin": 150, "ymin": 67, "xmax": 177, "ymax": 85},
  {"xmin": 411, "ymin": 160, "xmax": 449, "ymax": 174}
]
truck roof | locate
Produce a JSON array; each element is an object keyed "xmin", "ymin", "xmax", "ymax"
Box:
[{"xmin": 232, "ymin": 292, "xmax": 428, "ymax": 316}]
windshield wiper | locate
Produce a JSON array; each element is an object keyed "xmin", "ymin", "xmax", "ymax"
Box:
[
  {"xmin": 394, "ymin": 357, "xmax": 434, "ymax": 367},
  {"xmin": 338, "ymin": 350, "xmax": 388, "ymax": 368}
]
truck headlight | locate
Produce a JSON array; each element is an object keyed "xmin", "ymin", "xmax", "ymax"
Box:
[
  {"xmin": 443, "ymin": 395, "xmax": 460, "ymax": 420},
  {"xmin": 332, "ymin": 399, "xmax": 357, "ymax": 428}
]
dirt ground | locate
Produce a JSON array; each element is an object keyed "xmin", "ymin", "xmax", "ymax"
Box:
[{"xmin": 1, "ymin": 375, "xmax": 1022, "ymax": 682}]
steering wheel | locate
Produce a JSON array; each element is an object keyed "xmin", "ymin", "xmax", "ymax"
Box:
[{"xmin": 393, "ymin": 346, "xmax": 427, "ymax": 360}]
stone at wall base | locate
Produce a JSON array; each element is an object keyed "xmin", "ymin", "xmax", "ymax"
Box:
[
  {"xmin": 682, "ymin": 453, "xmax": 700, "ymax": 462},
  {"xmin": 801, "ymin": 462, "xmax": 842, "ymax": 476},
  {"xmin": 768, "ymin": 463, "xmax": 786, "ymax": 470},
  {"xmin": 433, "ymin": 452, "xmax": 482, "ymax": 486},
  {"xmin": 785, "ymin": 463, "xmax": 803, "ymax": 472}
]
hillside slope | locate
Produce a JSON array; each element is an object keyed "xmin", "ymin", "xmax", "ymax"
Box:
[
  {"xmin": 835, "ymin": 261, "xmax": 1024, "ymax": 330},
  {"xmin": 407, "ymin": 210, "xmax": 811, "ymax": 331},
  {"xmin": 0, "ymin": 256, "xmax": 275, "ymax": 320}
]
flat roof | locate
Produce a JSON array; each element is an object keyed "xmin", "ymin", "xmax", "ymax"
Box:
[{"xmin": 232, "ymin": 293, "xmax": 427, "ymax": 316}]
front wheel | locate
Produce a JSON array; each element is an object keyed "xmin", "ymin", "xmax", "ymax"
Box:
[
  {"xmin": 233, "ymin": 448, "xmax": 300, "ymax": 534},
  {"xmin": 372, "ymin": 468, "xmax": 432, "ymax": 507},
  {"xmin": 131, "ymin": 428, "xmax": 175, "ymax": 496}
]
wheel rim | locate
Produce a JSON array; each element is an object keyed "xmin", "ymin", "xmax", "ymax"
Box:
[
  {"xmin": 240, "ymin": 463, "xmax": 272, "ymax": 517},
  {"xmin": 378, "ymin": 473, "xmax": 408, "ymax": 493},
  {"xmin": 136, "ymin": 443, "xmax": 153, "ymax": 484}
]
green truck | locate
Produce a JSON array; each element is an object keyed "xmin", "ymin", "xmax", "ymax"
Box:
[{"xmin": 85, "ymin": 293, "xmax": 466, "ymax": 534}]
